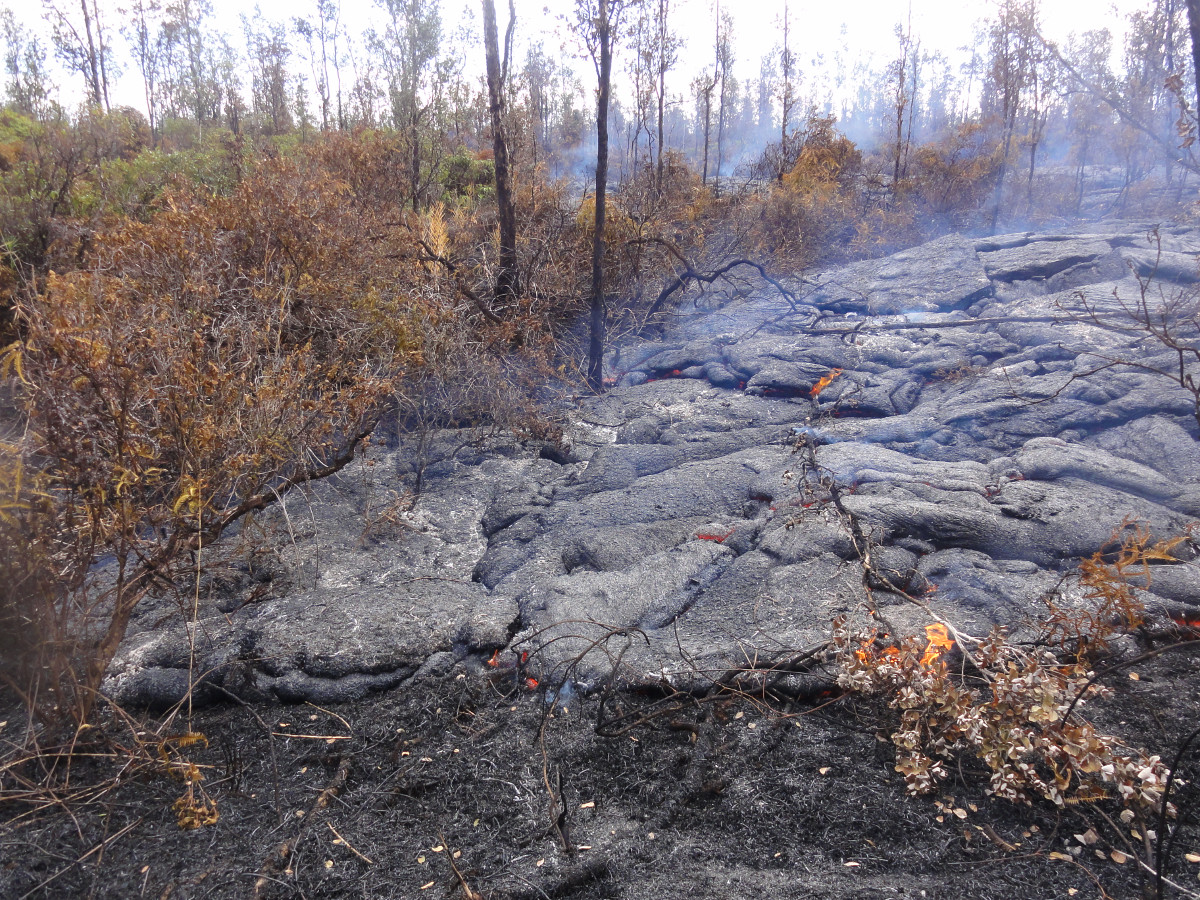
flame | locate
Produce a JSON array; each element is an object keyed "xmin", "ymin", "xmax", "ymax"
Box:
[
  {"xmin": 810, "ymin": 368, "xmax": 843, "ymax": 398},
  {"xmin": 920, "ymin": 623, "xmax": 955, "ymax": 668},
  {"xmin": 487, "ymin": 649, "xmax": 501, "ymax": 667}
]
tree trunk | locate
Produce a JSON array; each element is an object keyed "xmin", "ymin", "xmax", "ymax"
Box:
[
  {"xmin": 483, "ymin": 0, "xmax": 519, "ymax": 303},
  {"xmin": 411, "ymin": 108, "xmax": 421, "ymax": 211},
  {"xmin": 655, "ymin": 0, "xmax": 668, "ymax": 194},
  {"xmin": 1188, "ymin": 0, "xmax": 1200, "ymax": 114},
  {"xmin": 79, "ymin": 0, "xmax": 104, "ymax": 109},
  {"xmin": 588, "ymin": 1, "xmax": 613, "ymax": 392}
]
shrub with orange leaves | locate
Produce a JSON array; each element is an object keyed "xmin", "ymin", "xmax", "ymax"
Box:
[
  {"xmin": 833, "ymin": 524, "xmax": 1182, "ymax": 813},
  {"xmin": 748, "ymin": 115, "xmax": 868, "ymax": 268},
  {"xmin": 6, "ymin": 155, "xmax": 433, "ymax": 721}
]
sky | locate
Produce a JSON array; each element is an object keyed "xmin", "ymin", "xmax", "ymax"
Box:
[{"xmin": 4, "ymin": 0, "xmax": 1144, "ymax": 114}]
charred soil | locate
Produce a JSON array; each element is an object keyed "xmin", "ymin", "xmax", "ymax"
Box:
[{"xmin": 2, "ymin": 639, "xmax": 1198, "ymax": 900}]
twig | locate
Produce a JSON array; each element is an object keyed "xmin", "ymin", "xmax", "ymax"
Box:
[
  {"xmin": 439, "ymin": 830, "xmax": 480, "ymax": 899},
  {"xmin": 537, "ymin": 733, "xmax": 572, "ymax": 854},
  {"xmin": 305, "ymin": 701, "xmax": 353, "ymax": 734},
  {"xmin": 206, "ymin": 682, "xmax": 283, "ymax": 822},
  {"xmin": 327, "ymin": 821, "xmax": 373, "ymax": 865},
  {"xmin": 254, "ymin": 756, "xmax": 351, "ymax": 896}
]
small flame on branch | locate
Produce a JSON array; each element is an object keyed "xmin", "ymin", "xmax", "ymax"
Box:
[
  {"xmin": 920, "ymin": 624, "xmax": 955, "ymax": 668},
  {"xmin": 810, "ymin": 369, "xmax": 843, "ymax": 398}
]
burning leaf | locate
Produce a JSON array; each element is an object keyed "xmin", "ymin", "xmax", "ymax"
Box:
[
  {"xmin": 920, "ymin": 624, "xmax": 954, "ymax": 668},
  {"xmin": 810, "ymin": 368, "xmax": 843, "ymax": 398}
]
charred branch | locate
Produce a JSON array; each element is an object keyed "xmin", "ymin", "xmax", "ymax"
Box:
[
  {"xmin": 630, "ymin": 237, "xmax": 803, "ymax": 320},
  {"xmin": 407, "ymin": 234, "xmax": 505, "ymax": 325}
]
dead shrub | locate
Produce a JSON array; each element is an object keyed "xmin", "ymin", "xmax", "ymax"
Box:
[
  {"xmin": 904, "ymin": 122, "xmax": 1004, "ymax": 230},
  {"xmin": 5, "ymin": 155, "xmax": 430, "ymax": 724},
  {"xmin": 749, "ymin": 114, "xmax": 868, "ymax": 268}
]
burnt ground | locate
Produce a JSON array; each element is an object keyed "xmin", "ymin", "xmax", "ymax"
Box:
[{"xmin": 2, "ymin": 638, "xmax": 1199, "ymax": 900}]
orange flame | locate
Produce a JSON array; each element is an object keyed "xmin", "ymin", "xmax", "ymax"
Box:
[
  {"xmin": 810, "ymin": 368, "xmax": 843, "ymax": 398},
  {"xmin": 487, "ymin": 649, "xmax": 501, "ymax": 667},
  {"xmin": 920, "ymin": 623, "xmax": 955, "ymax": 668}
]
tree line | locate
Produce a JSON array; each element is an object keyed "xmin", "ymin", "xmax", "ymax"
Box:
[{"xmin": 3, "ymin": 1, "xmax": 1200, "ymax": 199}]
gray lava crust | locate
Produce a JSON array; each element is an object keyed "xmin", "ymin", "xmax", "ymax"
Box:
[{"xmin": 106, "ymin": 223, "xmax": 1200, "ymax": 708}]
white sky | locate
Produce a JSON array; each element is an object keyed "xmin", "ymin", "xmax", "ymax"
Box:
[{"xmin": 5, "ymin": 0, "xmax": 1143, "ymax": 113}]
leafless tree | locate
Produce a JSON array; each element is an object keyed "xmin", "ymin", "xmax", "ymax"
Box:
[
  {"xmin": 482, "ymin": 0, "xmax": 519, "ymax": 303},
  {"xmin": 571, "ymin": 0, "xmax": 641, "ymax": 391},
  {"xmin": 43, "ymin": 0, "xmax": 114, "ymax": 111}
]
